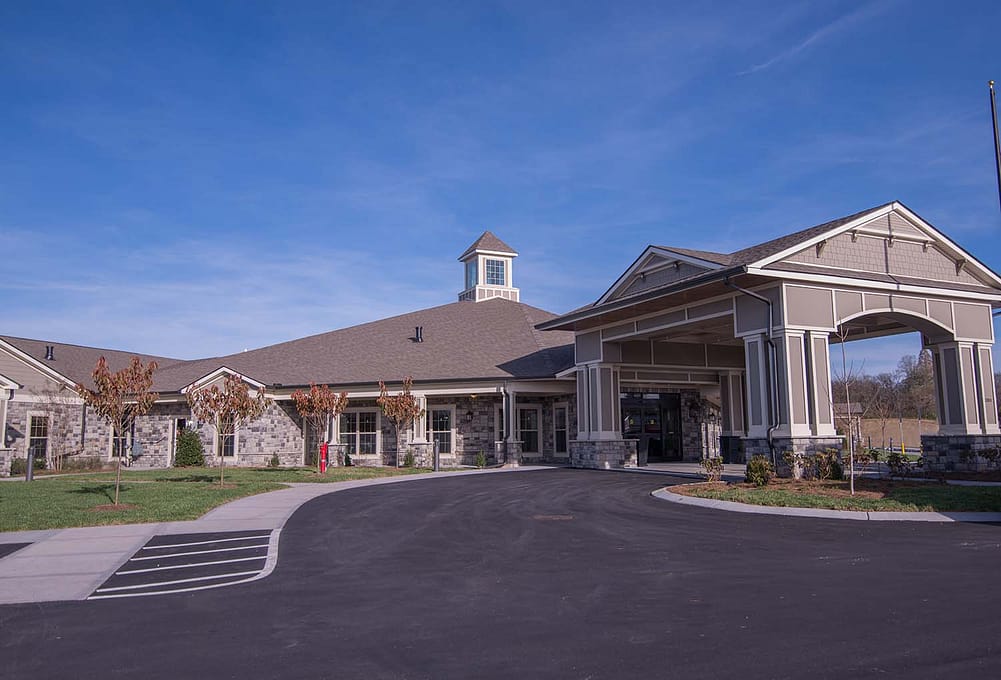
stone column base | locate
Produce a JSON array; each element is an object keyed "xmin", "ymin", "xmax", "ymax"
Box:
[
  {"xmin": 570, "ymin": 439, "xmax": 639, "ymax": 469},
  {"xmin": 495, "ymin": 440, "xmax": 523, "ymax": 466},
  {"xmin": 741, "ymin": 436, "xmax": 844, "ymax": 477},
  {"xmin": 921, "ymin": 434, "xmax": 1001, "ymax": 472}
]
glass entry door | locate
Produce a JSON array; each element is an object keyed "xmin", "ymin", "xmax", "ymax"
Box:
[{"xmin": 621, "ymin": 393, "xmax": 682, "ymax": 462}]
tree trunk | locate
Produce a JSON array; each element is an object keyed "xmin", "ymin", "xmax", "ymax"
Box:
[
  {"xmin": 114, "ymin": 453, "xmax": 123, "ymax": 506},
  {"xmin": 217, "ymin": 415, "xmax": 226, "ymax": 486}
]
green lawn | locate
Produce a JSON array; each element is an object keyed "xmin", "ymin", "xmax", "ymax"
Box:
[
  {"xmin": 0, "ymin": 466, "xmax": 431, "ymax": 532},
  {"xmin": 675, "ymin": 479, "xmax": 1001, "ymax": 512}
]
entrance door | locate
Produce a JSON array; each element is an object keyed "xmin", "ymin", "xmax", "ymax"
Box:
[{"xmin": 621, "ymin": 393, "xmax": 682, "ymax": 462}]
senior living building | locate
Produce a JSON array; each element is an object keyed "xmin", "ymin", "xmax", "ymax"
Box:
[{"xmin": 2, "ymin": 201, "xmax": 1000, "ymax": 476}]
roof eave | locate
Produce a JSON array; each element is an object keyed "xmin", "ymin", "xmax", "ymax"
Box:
[{"xmin": 537, "ymin": 265, "xmax": 747, "ymax": 332}]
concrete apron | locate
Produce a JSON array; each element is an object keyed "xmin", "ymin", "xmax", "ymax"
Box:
[{"xmin": 0, "ymin": 467, "xmax": 553, "ymax": 606}]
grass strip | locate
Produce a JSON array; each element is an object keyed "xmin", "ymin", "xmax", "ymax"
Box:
[{"xmin": 0, "ymin": 466, "xmax": 431, "ymax": 531}]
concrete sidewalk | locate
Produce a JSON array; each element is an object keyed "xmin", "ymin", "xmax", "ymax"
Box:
[{"xmin": 0, "ymin": 467, "xmax": 551, "ymax": 605}]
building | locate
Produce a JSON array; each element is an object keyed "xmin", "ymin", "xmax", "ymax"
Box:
[{"xmin": 2, "ymin": 202, "xmax": 1000, "ymax": 476}]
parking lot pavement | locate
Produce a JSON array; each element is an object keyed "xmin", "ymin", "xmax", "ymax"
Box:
[
  {"xmin": 0, "ymin": 544, "xmax": 30, "ymax": 560},
  {"xmin": 88, "ymin": 529, "xmax": 274, "ymax": 599}
]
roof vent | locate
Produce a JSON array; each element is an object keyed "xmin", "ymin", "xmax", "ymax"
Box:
[
  {"xmin": 44, "ymin": 345, "xmax": 55, "ymax": 361},
  {"xmin": 415, "ymin": 326, "xmax": 424, "ymax": 343}
]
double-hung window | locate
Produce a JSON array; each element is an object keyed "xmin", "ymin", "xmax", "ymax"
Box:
[
  {"xmin": 111, "ymin": 421, "xmax": 133, "ymax": 458},
  {"xmin": 554, "ymin": 404, "xmax": 569, "ymax": 455},
  {"xmin": 428, "ymin": 408, "xmax": 453, "ymax": 454},
  {"xmin": 28, "ymin": 415, "xmax": 49, "ymax": 461},
  {"xmin": 518, "ymin": 407, "xmax": 540, "ymax": 454},
  {"xmin": 340, "ymin": 411, "xmax": 378, "ymax": 455},
  {"xmin": 218, "ymin": 416, "xmax": 236, "ymax": 457}
]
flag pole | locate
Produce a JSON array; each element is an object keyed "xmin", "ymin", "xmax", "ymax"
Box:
[{"xmin": 991, "ymin": 80, "xmax": 1001, "ymax": 214}]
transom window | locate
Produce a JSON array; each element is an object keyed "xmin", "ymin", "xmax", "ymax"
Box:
[
  {"xmin": 28, "ymin": 415, "xmax": 48, "ymax": 461},
  {"xmin": 428, "ymin": 408, "xmax": 453, "ymax": 454},
  {"xmin": 485, "ymin": 259, "xmax": 505, "ymax": 286},
  {"xmin": 341, "ymin": 411, "xmax": 378, "ymax": 455}
]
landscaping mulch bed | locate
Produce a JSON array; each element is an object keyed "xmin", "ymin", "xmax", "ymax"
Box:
[{"xmin": 674, "ymin": 478, "xmax": 1001, "ymax": 512}]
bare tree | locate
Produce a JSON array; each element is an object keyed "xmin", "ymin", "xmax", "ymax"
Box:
[
  {"xmin": 187, "ymin": 374, "xmax": 270, "ymax": 485},
  {"xmin": 291, "ymin": 383, "xmax": 348, "ymax": 471},
  {"xmin": 34, "ymin": 384, "xmax": 83, "ymax": 471},
  {"xmin": 377, "ymin": 377, "xmax": 424, "ymax": 466},
  {"xmin": 76, "ymin": 357, "xmax": 159, "ymax": 505}
]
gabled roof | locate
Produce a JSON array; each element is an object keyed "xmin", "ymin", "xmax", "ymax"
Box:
[
  {"xmin": 458, "ymin": 231, "xmax": 518, "ymax": 260},
  {"xmin": 0, "ymin": 373, "xmax": 20, "ymax": 390},
  {"xmin": 538, "ymin": 201, "xmax": 1001, "ymax": 331},
  {"xmin": 0, "ymin": 335, "xmax": 181, "ymax": 391},
  {"xmin": 180, "ymin": 366, "xmax": 267, "ymax": 394}
]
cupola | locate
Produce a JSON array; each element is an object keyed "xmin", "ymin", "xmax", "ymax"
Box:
[{"xmin": 457, "ymin": 231, "xmax": 520, "ymax": 302}]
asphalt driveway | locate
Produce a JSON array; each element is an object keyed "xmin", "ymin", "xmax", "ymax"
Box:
[{"xmin": 2, "ymin": 468, "xmax": 1000, "ymax": 679}]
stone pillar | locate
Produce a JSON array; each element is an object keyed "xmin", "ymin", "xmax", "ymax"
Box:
[
  {"xmin": 923, "ymin": 341, "xmax": 1001, "ymax": 471},
  {"xmin": 569, "ymin": 364, "xmax": 636, "ymax": 468}
]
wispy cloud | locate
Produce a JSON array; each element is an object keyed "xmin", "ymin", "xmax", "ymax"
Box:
[{"xmin": 739, "ymin": 1, "xmax": 894, "ymax": 76}]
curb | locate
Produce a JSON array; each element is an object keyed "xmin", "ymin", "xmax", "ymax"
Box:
[{"xmin": 651, "ymin": 485, "xmax": 1001, "ymax": 523}]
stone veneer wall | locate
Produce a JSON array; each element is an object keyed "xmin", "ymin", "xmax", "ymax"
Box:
[
  {"xmin": 570, "ymin": 439, "xmax": 638, "ymax": 469},
  {"xmin": 743, "ymin": 436, "xmax": 844, "ymax": 476},
  {"xmin": 5, "ymin": 399, "xmax": 110, "ymax": 468},
  {"xmin": 922, "ymin": 434, "xmax": 1001, "ymax": 472},
  {"xmin": 678, "ymin": 389, "xmax": 705, "ymax": 462}
]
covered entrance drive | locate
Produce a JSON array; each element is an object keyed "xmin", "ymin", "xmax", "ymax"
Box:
[{"xmin": 539, "ymin": 202, "xmax": 1001, "ymax": 471}]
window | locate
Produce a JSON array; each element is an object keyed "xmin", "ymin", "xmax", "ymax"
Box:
[
  {"xmin": 554, "ymin": 404, "xmax": 568, "ymax": 455},
  {"xmin": 28, "ymin": 415, "xmax": 48, "ymax": 461},
  {"xmin": 518, "ymin": 407, "xmax": 540, "ymax": 453},
  {"xmin": 485, "ymin": 259, "xmax": 505, "ymax": 286},
  {"xmin": 218, "ymin": 416, "xmax": 236, "ymax": 457},
  {"xmin": 428, "ymin": 408, "xmax": 453, "ymax": 454},
  {"xmin": 340, "ymin": 411, "xmax": 378, "ymax": 455},
  {"xmin": 465, "ymin": 260, "xmax": 478, "ymax": 289},
  {"xmin": 111, "ymin": 421, "xmax": 133, "ymax": 458}
]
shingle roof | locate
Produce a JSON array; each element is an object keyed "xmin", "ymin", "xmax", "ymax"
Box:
[
  {"xmin": 153, "ymin": 298, "xmax": 573, "ymax": 391},
  {"xmin": 0, "ymin": 335, "xmax": 182, "ymax": 391},
  {"xmin": 654, "ymin": 202, "xmax": 895, "ymax": 269},
  {"xmin": 458, "ymin": 231, "xmax": 517, "ymax": 260}
]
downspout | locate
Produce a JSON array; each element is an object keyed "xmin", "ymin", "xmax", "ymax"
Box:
[{"xmin": 725, "ymin": 276, "xmax": 779, "ymax": 468}]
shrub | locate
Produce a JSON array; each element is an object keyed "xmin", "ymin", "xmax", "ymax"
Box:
[
  {"xmin": 63, "ymin": 457, "xmax": 106, "ymax": 472},
  {"xmin": 267, "ymin": 453, "xmax": 281, "ymax": 468},
  {"xmin": 344, "ymin": 452, "xmax": 353, "ymax": 467},
  {"xmin": 174, "ymin": 428, "xmax": 205, "ymax": 467},
  {"xmin": 403, "ymin": 450, "xmax": 415, "ymax": 468},
  {"xmin": 700, "ymin": 456, "xmax": 723, "ymax": 482},
  {"xmin": 885, "ymin": 449, "xmax": 909, "ymax": 477},
  {"xmin": 815, "ymin": 449, "xmax": 843, "ymax": 480},
  {"xmin": 475, "ymin": 451, "xmax": 487, "ymax": 469},
  {"xmin": 10, "ymin": 458, "xmax": 25, "ymax": 476},
  {"xmin": 745, "ymin": 454, "xmax": 773, "ymax": 487}
]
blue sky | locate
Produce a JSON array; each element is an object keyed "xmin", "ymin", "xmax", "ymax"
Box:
[{"xmin": 2, "ymin": 0, "xmax": 1000, "ymax": 376}]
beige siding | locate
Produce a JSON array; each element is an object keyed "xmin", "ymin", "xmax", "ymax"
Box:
[
  {"xmin": 0, "ymin": 347, "xmax": 63, "ymax": 391},
  {"xmin": 785, "ymin": 285, "xmax": 834, "ymax": 328},
  {"xmin": 953, "ymin": 303, "xmax": 993, "ymax": 341},
  {"xmin": 576, "ymin": 332, "xmax": 602, "ymax": 363},
  {"xmin": 617, "ymin": 260, "xmax": 708, "ymax": 299}
]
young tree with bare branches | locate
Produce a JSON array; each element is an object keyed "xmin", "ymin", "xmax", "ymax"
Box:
[
  {"xmin": 187, "ymin": 373, "xmax": 270, "ymax": 485},
  {"xmin": 377, "ymin": 377, "xmax": 423, "ymax": 466},
  {"xmin": 76, "ymin": 357, "xmax": 159, "ymax": 505},
  {"xmin": 291, "ymin": 383, "xmax": 348, "ymax": 471}
]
